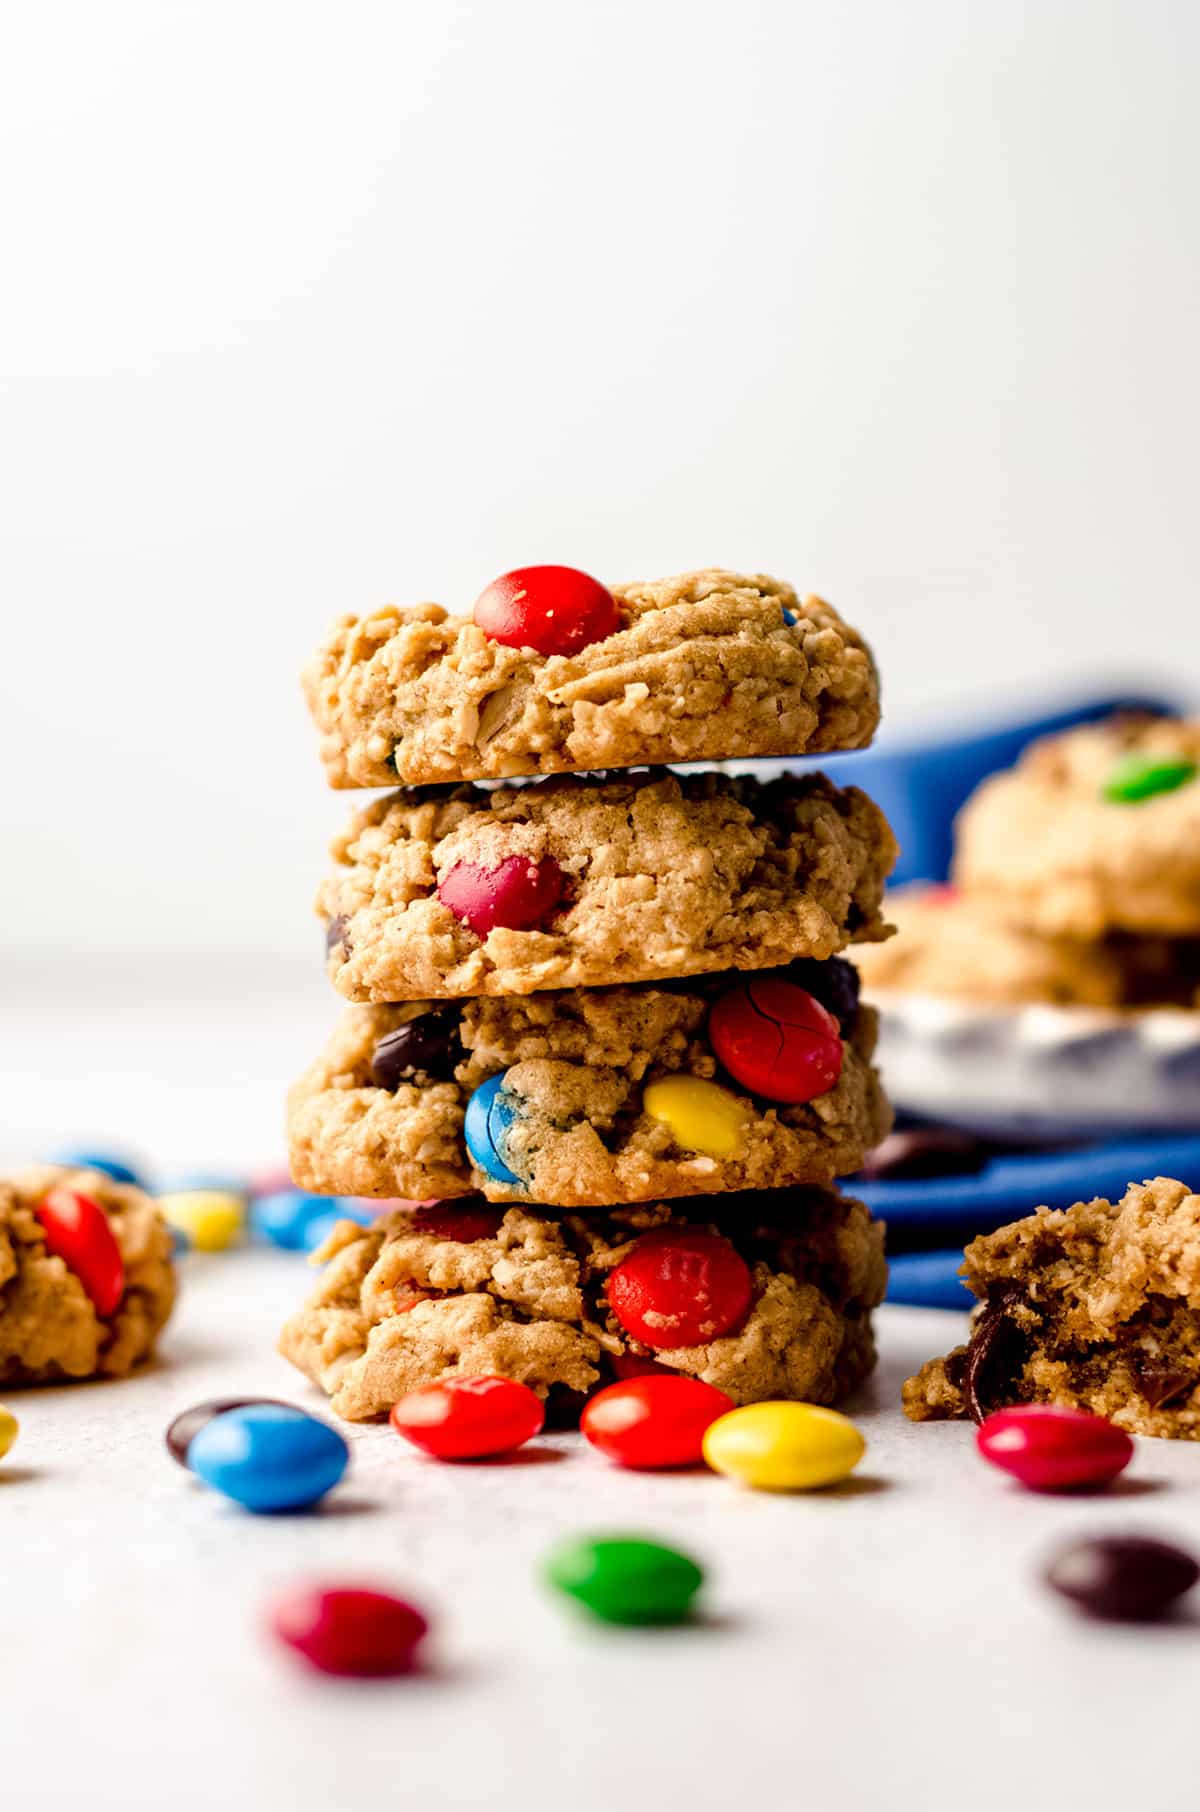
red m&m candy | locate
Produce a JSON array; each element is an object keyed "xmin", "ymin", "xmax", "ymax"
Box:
[
  {"xmin": 36, "ymin": 1187, "xmax": 124, "ymax": 1317},
  {"xmin": 473, "ymin": 565, "xmax": 619, "ymax": 657},
  {"xmin": 269, "ymin": 1584, "xmax": 428, "ymax": 1677},
  {"xmin": 389, "ymin": 1374, "xmax": 546, "ymax": 1460},
  {"xmin": 709, "ymin": 977, "xmax": 843, "ymax": 1103},
  {"xmin": 608, "ymin": 1232, "xmax": 753, "ymax": 1349},
  {"xmin": 413, "ymin": 1199, "xmax": 505, "ymax": 1242},
  {"xmin": 582, "ymin": 1375, "xmax": 734, "ymax": 1469},
  {"xmin": 438, "ymin": 855, "xmax": 565, "ymax": 938},
  {"xmin": 976, "ymin": 1405, "xmax": 1134, "ymax": 1491}
]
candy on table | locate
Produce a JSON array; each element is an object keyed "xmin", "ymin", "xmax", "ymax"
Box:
[
  {"xmin": 301, "ymin": 1202, "xmax": 376, "ymax": 1255},
  {"xmin": 438, "ymin": 855, "xmax": 566, "ymax": 937},
  {"xmin": 46, "ymin": 1149, "xmax": 147, "ymax": 1188},
  {"xmin": 703, "ymin": 1402, "xmax": 866, "ymax": 1492},
  {"xmin": 463, "ymin": 1076, "xmax": 521, "ymax": 1185},
  {"xmin": 250, "ymin": 1188, "xmax": 340, "ymax": 1251},
  {"xmin": 248, "ymin": 1164, "xmax": 296, "ymax": 1198},
  {"xmin": 158, "ymin": 1189, "xmax": 245, "ymax": 1253},
  {"xmin": 581, "ymin": 1376, "xmax": 734, "ymax": 1471},
  {"xmin": 472, "ymin": 564, "xmax": 619, "ymax": 657},
  {"xmin": 0, "ymin": 1405, "xmax": 18, "ymax": 1461},
  {"xmin": 607, "ymin": 1231, "xmax": 753, "ymax": 1349},
  {"xmin": 165, "ymin": 1397, "xmax": 297, "ymax": 1469},
  {"xmin": 976, "ymin": 1405, "xmax": 1134, "ymax": 1492},
  {"xmin": 35, "ymin": 1187, "xmax": 124, "ymax": 1316},
  {"xmin": 1043, "ymin": 1535, "xmax": 1199, "ymax": 1621},
  {"xmin": 1101, "ymin": 752, "xmax": 1197, "ymax": 803},
  {"xmin": 187, "ymin": 1405, "xmax": 349, "ymax": 1513},
  {"xmin": 543, "ymin": 1534, "xmax": 704, "ymax": 1626},
  {"xmin": 269, "ymin": 1585, "xmax": 429, "ymax": 1677},
  {"xmin": 641, "ymin": 1075, "xmax": 751, "ymax": 1159},
  {"xmin": 709, "ymin": 977, "xmax": 843, "ymax": 1104},
  {"xmin": 389, "ymin": 1375, "xmax": 545, "ymax": 1461}
]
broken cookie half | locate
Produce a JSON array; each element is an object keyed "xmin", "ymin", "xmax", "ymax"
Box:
[{"xmin": 903, "ymin": 1176, "xmax": 1200, "ymax": 1439}]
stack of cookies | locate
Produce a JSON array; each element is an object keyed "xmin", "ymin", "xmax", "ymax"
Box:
[{"xmin": 279, "ymin": 566, "xmax": 898, "ymax": 1423}]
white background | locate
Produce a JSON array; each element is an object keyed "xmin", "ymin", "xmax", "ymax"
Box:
[{"xmin": 2, "ymin": 0, "xmax": 1199, "ymax": 968}]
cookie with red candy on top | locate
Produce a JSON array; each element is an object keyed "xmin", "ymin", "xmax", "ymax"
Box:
[{"xmin": 303, "ymin": 566, "xmax": 881, "ymax": 789}]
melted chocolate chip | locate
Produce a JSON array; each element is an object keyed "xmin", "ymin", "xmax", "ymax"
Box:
[
  {"xmin": 963, "ymin": 1288, "xmax": 1027, "ymax": 1423},
  {"xmin": 370, "ymin": 1008, "xmax": 463, "ymax": 1088},
  {"xmin": 325, "ymin": 915, "xmax": 350, "ymax": 957},
  {"xmin": 783, "ymin": 956, "xmax": 860, "ymax": 1036},
  {"xmin": 1138, "ymin": 1362, "xmax": 1199, "ymax": 1411},
  {"xmin": 1044, "ymin": 1536, "xmax": 1200, "ymax": 1621}
]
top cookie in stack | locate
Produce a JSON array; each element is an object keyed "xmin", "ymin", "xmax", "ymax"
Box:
[{"xmin": 289, "ymin": 566, "xmax": 897, "ymax": 1210}]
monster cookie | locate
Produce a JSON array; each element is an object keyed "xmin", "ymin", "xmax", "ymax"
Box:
[
  {"xmin": 856, "ymin": 886, "xmax": 1200, "ymax": 1009},
  {"xmin": 303, "ymin": 566, "xmax": 881, "ymax": 789},
  {"xmin": 955, "ymin": 715, "xmax": 1200, "ymax": 939},
  {"xmin": 903, "ymin": 1176, "xmax": 1200, "ymax": 1439},
  {"xmin": 320, "ymin": 767, "xmax": 897, "ymax": 1002},
  {"xmin": 278, "ymin": 1188, "xmax": 886, "ymax": 1421},
  {"xmin": 288, "ymin": 961, "xmax": 890, "ymax": 1206},
  {"xmin": 0, "ymin": 1165, "xmax": 176, "ymax": 1384}
]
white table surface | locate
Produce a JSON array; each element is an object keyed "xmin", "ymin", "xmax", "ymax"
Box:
[{"xmin": 5, "ymin": 960, "xmax": 1200, "ymax": 1811}]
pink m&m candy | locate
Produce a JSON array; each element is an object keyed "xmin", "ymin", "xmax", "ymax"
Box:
[
  {"xmin": 473, "ymin": 565, "xmax": 619, "ymax": 657},
  {"xmin": 709, "ymin": 977, "xmax": 843, "ymax": 1103},
  {"xmin": 977, "ymin": 1405, "xmax": 1134, "ymax": 1491},
  {"xmin": 269, "ymin": 1585, "xmax": 429, "ymax": 1677},
  {"xmin": 438, "ymin": 855, "xmax": 565, "ymax": 937}
]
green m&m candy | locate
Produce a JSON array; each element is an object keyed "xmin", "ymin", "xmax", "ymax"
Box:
[
  {"xmin": 1102, "ymin": 754, "xmax": 1197, "ymax": 804},
  {"xmin": 543, "ymin": 1533, "xmax": 704, "ymax": 1625}
]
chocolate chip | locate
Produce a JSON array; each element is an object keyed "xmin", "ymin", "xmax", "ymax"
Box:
[
  {"xmin": 1043, "ymin": 1536, "xmax": 1200, "ymax": 1621},
  {"xmin": 784, "ymin": 956, "xmax": 860, "ymax": 1036},
  {"xmin": 370, "ymin": 1008, "xmax": 463, "ymax": 1088},
  {"xmin": 325, "ymin": 915, "xmax": 350, "ymax": 957},
  {"xmin": 963, "ymin": 1288, "xmax": 1027, "ymax": 1423},
  {"xmin": 1138, "ymin": 1362, "xmax": 1199, "ymax": 1411}
]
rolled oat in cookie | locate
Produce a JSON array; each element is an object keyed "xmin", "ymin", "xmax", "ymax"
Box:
[
  {"xmin": 303, "ymin": 568, "xmax": 881, "ymax": 788},
  {"xmin": 319, "ymin": 767, "xmax": 897, "ymax": 1002},
  {"xmin": 278, "ymin": 1188, "xmax": 886, "ymax": 1421}
]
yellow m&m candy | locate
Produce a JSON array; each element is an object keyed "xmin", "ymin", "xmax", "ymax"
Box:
[
  {"xmin": 0, "ymin": 1405, "xmax": 18, "ymax": 1462},
  {"xmin": 158, "ymin": 1190, "xmax": 245, "ymax": 1253},
  {"xmin": 702, "ymin": 1401, "xmax": 865, "ymax": 1491},
  {"xmin": 643, "ymin": 1076, "xmax": 750, "ymax": 1158}
]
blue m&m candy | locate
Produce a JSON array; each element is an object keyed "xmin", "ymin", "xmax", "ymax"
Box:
[
  {"xmin": 464, "ymin": 1076, "xmax": 522, "ymax": 1185},
  {"xmin": 188, "ymin": 1405, "xmax": 349, "ymax": 1512},
  {"xmin": 251, "ymin": 1189, "xmax": 343, "ymax": 1251},
  {"xmin": 302, "ymin": 1201, "xmax": 376, "ymax": 1254},
  {"xmin": 49, "ymin": 1149, "xmax": 146, "ymax": 1188}
]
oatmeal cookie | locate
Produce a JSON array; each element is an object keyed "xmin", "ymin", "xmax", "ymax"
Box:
[
  {"xmin": 278, "ymin": 1188, "xmax": 886, "ymax": 1421},
  {"xmin": 303, "ymin": 568, "xmax": 881, "ymax": 788},
  {"xmin": 288, "ymin": 961, "xmax": 890, "ymax": 1206},
  {"xmin": 954, "ymin": 716, "xmax": 1200, "ymax": 938},
  {"xmin": 856, "ymin": 885, "xmax": 1200, "ymax": 1009},
  {"xmin": 903, "ymin": 1176, "xmax": 1200, "ymax": 1438},
  {"xmin": 319, "ymin": 768, "xmax": 897, "ymax": 1002},
  {"xmin": 0, "ymin": 1165, "xmax": 176, "ymax": 1385}
]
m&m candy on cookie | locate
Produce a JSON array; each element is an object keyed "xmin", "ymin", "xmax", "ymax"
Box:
[
  {"xmin": 607, "ymin": 1231, "xmax": 753, "ymax": 1349},
  {"xmin": 437, "ymin": 855, "xmax": 566, "ymax": 938},
  {"xmin": 473, "ymin": 565, "xmax": 620, "ymax": 657},
  {"xmin": 709, "ymin": 976, "xmax": 843, "ymax": 1103}
]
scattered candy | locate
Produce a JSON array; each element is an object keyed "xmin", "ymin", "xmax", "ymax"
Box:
[
  {"xmin": 47, "ymin": 1149, "xmax": 145, "ymax": 1188},
  {"xmin": 248, "ymin": 1165, "xmax": 296, "ymax": 1198},
  {"xmin": 438, "ymin": 855, "xmax": 566, "ymax": 938},
  {"xmin": 269, "ymin": 1584, "xmax": 429, "ymax": 1676},
  {"xmin": 703, "ymin": 1401, "xmax": 865, "ymax": 1492},
  {"xmin": 165, "ymin": 1396, "xmax": 295, "ymax": 1468},
  {"xmin": 608, "ymin": 1232, "xmax": 752, "ymax": 1348},
  {"xmin": 641, "ymin": 1075, "xmax": 750, "ymax": 1158},
  {"xmin": 414, "ymin": 1199, "xmax": 506, "ymax": 1241},
  {"xmin": 390, "ymin": 1375, "xmax": 545, "ymax": 1460},
  {"xmin": 35, "ymin": 1187, "xmax": 124, "ymax": 1316},
  {"xmin": 0, "ymin": 1405, "xmax": 18, "ymax": 1461},
  {"xmin": 251, "ymin": 1189, "xmax": 343, "ymax": 1252},
  {"xmin": 464, "ymin": 1077, "xmax": 522, "ymax": 1185},
  {"xmin": 302, "ymin": 1202, "xmax": 376, "ymax": 1254},
  {"xmin": 581, "ymin": 1375, "xmax": 734, "ymax": 1470},
  {"xmin": 473, "ymin": 564, "xmax": 619, "ymax": 657},
  {"xmin": 158, "ymin": 1189, "xmax": 245, "ymax": 1253},
  {"xmin": 709, "ymin": 977, "xmax": 843, "ymax": 1103},
  {"xmin": 371, "ymin": 1009, "xmax": 463, "ymax": 1087},
  {"xmin": 977, "ymin": 1405, "xmax": 1134, "ymax": 1492},
  {"xmin": 543, "ymin": 1534, "xmax": 704, "ymax": 1625},
  {"xmin": 188, "ymin": 1405, "xmax": 349, "ymax": 1512},
  {"xmin": 1043, "ymin": 1535, "xmax": 1199, "ymax": 1621},
  {"xmin": 1102, "ymin": 753, "xmax": 1197, "ymax": 804}
]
